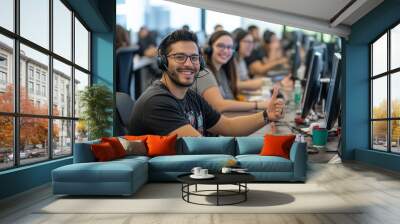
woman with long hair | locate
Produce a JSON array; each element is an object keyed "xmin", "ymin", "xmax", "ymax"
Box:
[
  {"xmin": 233, "ymin": 28, "xmax": 264, "ymax": 91},
  {"xmin": 193, "ymin": 30, "xmax": 271, "ymax": 113}
]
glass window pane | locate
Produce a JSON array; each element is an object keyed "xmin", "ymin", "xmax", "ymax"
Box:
[
  {"xmin": 53, "ymin": 0, "xmax": 72, "ymax": 60},
  {"xmin": 391, "ymin": 72, "xmax": 400, "ymax": 118},
  {"xmin": 0, "ymin": 0, "xmax": 14, "ymax": 31},
  {"xmin": 20, "ymin": 117, "xmax": 49, "ymax": 165},
  {"xmin": 74, "ymin": 69, "xmax": 89, "ymax": 118},
  {"xmin": 205, "ymin": 10, "xmax": 241, "ymax": 35},
  {"xmin": 391, "ymin": 120, "xmax": 400, "ymax": 153},
  {"xmin": 53, "ymin": 119, "xmax": 72, "ymax": 158},
  {"xmin": 53, "ymin": 59, "xmax": 72, "ymax": 117},
  {"xmin": 0, "ymin": 116, "xmax": 14, "ymax": 170},
  {"xmin": 372, "ymin": 121, "xmax": 388, "ymax": 151},
  {"xmin": 75, "ymin": 120, "xmax": 88, "ymax": 143},
  {"xmin": 0, "ymin": 35, "xmax": 14, "ymax": 112},
  {"xmin": 20, "ymin": 0, "xmax": 49, "ymax": 49},
  {"xmin": 75, "ymin": 18, "xmax": 89, "ymax": 70},
  {"xmin": 391, "ymin": 24, "xmax": 400, "ymax": 70},
  {"xmin": 372, "ymin": 33, "xmax": 387, "ymax": 76},
  {"xmin": 20, "ymin": 44, "xmax": 49, "ymax": 115},
  {"xmin": 372, "ymin": 77, "xmax": 387, "ymax": 119}
]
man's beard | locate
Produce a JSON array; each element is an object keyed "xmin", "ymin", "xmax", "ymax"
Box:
[{"xmin": 166, "ymin": 69, "xmax": 196, "ymax": 87}]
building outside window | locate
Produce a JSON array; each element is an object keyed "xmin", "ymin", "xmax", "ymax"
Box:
[
  {"xmin": 28, "ymin": 81, "xmax": 34, "ymax": 94},
  {"xmin": 0, "ymin": 0, "xmax": 91, "ymax": 170}
]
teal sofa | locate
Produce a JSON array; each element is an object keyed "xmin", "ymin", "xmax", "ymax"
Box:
[{"xmin": 52, "ymin": 137, "xmax": 307, "ymax": 196}]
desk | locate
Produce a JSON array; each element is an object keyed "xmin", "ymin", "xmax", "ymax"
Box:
[{"xmin": 224, "ymin": 83, "xmax": 340, "ymax": 162}]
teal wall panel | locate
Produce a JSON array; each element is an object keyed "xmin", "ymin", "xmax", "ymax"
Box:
[
  {"xmin": 0, "ymin": 158, "xmax": 72, "ymax": 199},
  {"xmin": 343, "ymin": 0, "xmax": 400, "ymax": 171}
]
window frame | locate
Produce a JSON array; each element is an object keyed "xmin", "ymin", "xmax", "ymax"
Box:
[
  {"xmin": 0, "ymin": 0, "xmax": 92, "ymax": 171},
  {"xmin": 370, "ymin": 19, "xmax": 400, "ymax": 154}
]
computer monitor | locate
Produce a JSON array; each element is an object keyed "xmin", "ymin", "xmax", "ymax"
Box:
[
  {"xmin": 324, "ymin": 53, "xmax": 342, "ymax": 130},
  {"xmin": 291, "ymin": 41, "xmax": 301, "ymax": 80},
  {"xmin": 319, "ymin": 43, "xmax": 336, "ymax": 102},
  {"xmin": 301, "ymin": 52, "xmax": 323, "ymax": 118},
  {"xmin": 302, "ymin": 44, "xmax": 325, "ymax": 83}
]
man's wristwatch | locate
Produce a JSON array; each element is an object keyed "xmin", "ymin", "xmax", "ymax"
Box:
[{"xmin": 263, "ymin": 109, "xmax": 269, "ymax": 124}]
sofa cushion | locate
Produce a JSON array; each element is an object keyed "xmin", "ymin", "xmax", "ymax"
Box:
[
  {"xmin": 236, "ymin": 137, "xmax": 263, "ymax": 155},
  {"xmin": 148, "ymin": 154, "xmax": 235, "ymax": 172},
  {"xmin": 236, "ymin": 155, "xmax": 293, "ymax": 172},
  {"xmin": 177, "ymin": 137, "xmax": 235, "ymax": 155}
]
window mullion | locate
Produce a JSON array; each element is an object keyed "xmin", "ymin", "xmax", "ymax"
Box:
[
  {"xmin": 71, "ymin": 11, "xmax": 76, "ymax": 154},
  {"xmin": 13, "ymin": 0, "xmax": 20, "ymax": 167},
  {"xmin": 49, "ymin": 0, "xmax": 53, "ymax": 160}
]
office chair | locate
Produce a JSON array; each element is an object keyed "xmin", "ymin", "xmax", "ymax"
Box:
[
  {"xmin": 115, "ymin": 91, "xmax": 135, "ymax": 135},
  {"xmin": 116, "ymin": 46, "xmax": 140, "ymax": 96}
]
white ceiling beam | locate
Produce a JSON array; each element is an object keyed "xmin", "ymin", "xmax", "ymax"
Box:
[
  {"xmin": 330, "ymin": 0, "xmax": 368, "ymax": 27},
  {"xmin": 166, "ymin": 0, "xmax": 351, "ymax": 37}
]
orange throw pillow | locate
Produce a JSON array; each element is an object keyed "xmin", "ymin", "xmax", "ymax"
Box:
[
  {"xmin": 124, "ymin": 135, "xmax": 149, "ymax": 141},
  {"xmin": 101, "ymin": 137, "xmax": 126, "ymax": 158},
  {"xmin": 146, "ymin": 134, "xmax": 177, "ymax": 157},
  {"xmin": 91, "ymin": 142, "xmax": 117, "ymax": 161},
  {"xmin": 260, "ymin": 134, "xmax": 296, "ymax": 159}
]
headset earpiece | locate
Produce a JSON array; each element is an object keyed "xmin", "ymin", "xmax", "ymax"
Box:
[
  {"xmin": 157, "ymin": 54, "xmax": 169, "ymax": 71},
  {"xmin": 203, "ymin": 46, "xmax": 212, "ymax": 56},
  {"xmin": 199, "ymin": 55, "xmax": 206, "ymax": 71}
]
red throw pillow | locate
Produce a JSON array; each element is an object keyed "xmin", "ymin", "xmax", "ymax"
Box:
[
  {"xmin": 91, "ymin": 142, "xmax": 118, "ymax": 161},
  {"xmin": 101, "ymin": 137, "xmax": 126, "ymax": 158},
  {"xmin": 146, "ymin": 134, "xmax": 177, "ymax": 157},
  {"xmin": 260, "ymin": 134, "xmax": 296, "ymax": 159}
]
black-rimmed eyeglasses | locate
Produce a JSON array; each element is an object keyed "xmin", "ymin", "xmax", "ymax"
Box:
[{"xmin": 167, "ymin": 53, "xmax": 200, "ymax": 64}]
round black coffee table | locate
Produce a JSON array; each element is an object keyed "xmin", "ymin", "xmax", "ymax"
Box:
[{"xmin": 177, "ymin": 173, "xmax": 255, "ymax": 206}]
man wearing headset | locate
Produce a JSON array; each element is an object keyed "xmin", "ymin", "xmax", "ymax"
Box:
[{"xmin": 128, "ymin": 29, "xmax": 285, "ymax": 137}]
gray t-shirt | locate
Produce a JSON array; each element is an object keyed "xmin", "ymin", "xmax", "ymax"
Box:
[
  {"xmin": 236, "ymin": 57, "xmax": 250, "ymax": 81},
  {"xmin": 192, "ymin": 68, "xmax": 235, "ymax": 100}
]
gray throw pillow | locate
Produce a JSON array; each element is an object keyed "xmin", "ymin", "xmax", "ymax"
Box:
[{"xmin": 118, "ymin": 137, "xmax": 147, "ymax": 156}]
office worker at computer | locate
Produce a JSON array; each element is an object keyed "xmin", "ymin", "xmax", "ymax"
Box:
[
  {"xmin": 233, "ymin": 28, "xmax": 264, "ymax": 91},
  {"xmin": 137, "ymin": 26, "xmax": 157, "ymax": 57},
  {"xmin": 128, "ymin": 29, "xmax": 284, "ymax": 137},
  {"xmin": 246, "ymin": 30, "xmax": 289, "ymax": 77},
  {"xmin": 193, "ymin": 30, "xmax": 271, "ymax": 112},
  {"xmin": 247, "ymin": 25, "xmax": 262, "ymax": 49}
]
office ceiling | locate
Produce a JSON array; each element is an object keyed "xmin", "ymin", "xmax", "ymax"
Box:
[{"xmin": 167, "ymin": 0, "xmax": 384, "ymax": 37}]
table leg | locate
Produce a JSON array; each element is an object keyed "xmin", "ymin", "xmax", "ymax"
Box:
[
  {"xmin": 245, "ymin": 183, "xmax": 247, "ymax": 201},
  {"xmin": 217, "ymin": 184, "xmax": 219, "ymax": 206}
]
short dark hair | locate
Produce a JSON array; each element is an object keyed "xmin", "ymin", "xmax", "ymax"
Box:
[
  {"xmin": 263, "ymin": 30, "xmax": 276, "ymax": 44},
  {"xmin": 247, "ymin": 25, "xmax": 258, "ymax": 32},
  {"xmin": 158, "ymin": 29, "xmax": 199, "ymax": 56}
]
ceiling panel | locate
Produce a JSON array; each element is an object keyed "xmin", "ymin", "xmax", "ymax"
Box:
[
  {"xmin": 168, "ymin": 0, "xmax": 384, "ymax": 37},
  {"xmin": 225, "ymin": 0, "xmax": 352, "ymax": 21}
]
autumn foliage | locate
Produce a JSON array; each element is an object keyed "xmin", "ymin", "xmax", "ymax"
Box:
[
  {"xmin": 0, "ymin": 84, "xmax": 59, "ymax": 150},
  {"xmin": 372, "ymin": 99, "xmax": 400, "ymax": 141}
]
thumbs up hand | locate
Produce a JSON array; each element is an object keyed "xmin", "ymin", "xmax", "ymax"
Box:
[{"xmin": 266, "ymin": 85, "xmax": 285, "ymax": 121}]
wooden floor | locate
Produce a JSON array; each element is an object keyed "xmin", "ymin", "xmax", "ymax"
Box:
[{"xmin": 1, "ymin": 158, "xmax": 400, "ymax": 224}]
